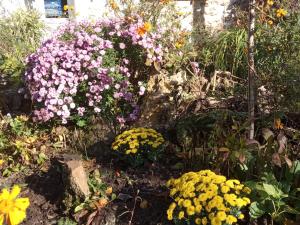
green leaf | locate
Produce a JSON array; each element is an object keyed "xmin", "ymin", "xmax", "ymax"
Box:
[
  {"xmin": 76, "ymin": 119, "xmax": 87, "ymax": 127},
  {"xmin": 283, "ymin": 205, "xmax": 300, "ymax": 214},
  {"xmin": 111, "ymin": 193, "xmax": 117, "ymax": 201},
  {"xmin": 249, "ymin": 202, "xmax": 266, "ymax": 219},
  {"xmin": 291, "ymin": 160, "xmax": 300, "ymax": 175},
  {"xmin": 262, "ymin": 183, "xmax": 284, "ymax": 199},
  {"xmin": 262, "ymin": 128, "xmax": 274, "ymax": 141},
  {"xmin": 74, "ymin": 202, "xmax": 85, "ymax": 213}
]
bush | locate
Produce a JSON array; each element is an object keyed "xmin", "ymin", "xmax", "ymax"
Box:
[
  {"xmin": 198, "ymin": 0, "xmax": 300, "ymax": 112},
  {"xmin": 107, "ymin": 0, "xmax": 195, "ymax": 73},
  {"xmin": 24, "ymin": 17, "xmax": 163, "ymax": 127},
  {"xmin": 166, "ymin": 170, "xmax": 251, "ymax": 225},
  {"xmin": 0, "ymin": 9, "xmax": 44, "ymax": 86},
  {"xmin": 112, "ymin": 127, "xmax": 165, "ymax": 166}
]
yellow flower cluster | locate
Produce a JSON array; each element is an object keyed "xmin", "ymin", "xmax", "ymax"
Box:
[
  {"xmin": 0, "ymin": 185, "xmax": 30, "ymax": 225},
  {"xmin": 166, "ymin": 170, "xmax": 251, "ymax": 225},
  {"xmin": 112, "ymin": 127, "xmax": 164, "ymax": 155},
  {"xmin": 63, "ymin": 4, "xmax": 74, "ymax": 11}
]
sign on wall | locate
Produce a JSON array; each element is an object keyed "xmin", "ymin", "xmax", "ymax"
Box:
[{"xmin": 44, "ymin": 0, "xmax": 63, "ymax": 17}]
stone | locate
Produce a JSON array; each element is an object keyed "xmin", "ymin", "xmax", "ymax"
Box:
[{"xmin": 58, "ymin": 154, "xmax": 90, "ymax": 200}]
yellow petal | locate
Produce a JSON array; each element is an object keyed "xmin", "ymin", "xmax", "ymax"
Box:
[
  {"xmin": 8, "ymin": 209, "xmax": 26, "ymax": 225},
  {"xmin": 10, "ymin": 186, "xmax": 21, "ymax": 200},
  {"xmin": 0, "ymin": 214, "xmax": 4, "ymax": 225},
  {"xmin": 0, "ymin": 189, "xmax": 10, "ymax": 201},
  {"xmin": 15, "ymin": 198, "xmax": 30, "ymax": 210}
]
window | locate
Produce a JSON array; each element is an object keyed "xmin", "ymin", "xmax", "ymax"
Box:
[{"xmin": 44, "ymin": 0, "xmax": 68, "ymax": 18}]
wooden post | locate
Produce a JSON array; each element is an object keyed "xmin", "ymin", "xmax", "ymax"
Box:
[{"xmin": 248, "ymin": 0, "xmax": 256, "ymax": 140}]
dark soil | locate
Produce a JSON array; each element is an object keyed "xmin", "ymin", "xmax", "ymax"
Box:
[
  {"xmin": 1, "ymin": 140, "xmax": 181, "ymax": 225},
  {"xmin": 1, "ymin": 140, "xmax": 267, "ymax": 225}
]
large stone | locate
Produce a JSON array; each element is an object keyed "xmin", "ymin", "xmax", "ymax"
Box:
[{"xmin": 58, "ymin": 154, "xmax": 90, "ymax": 200}]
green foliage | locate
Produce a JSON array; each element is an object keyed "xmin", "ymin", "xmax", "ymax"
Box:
[
  {"xmin": 247, "ymin": 166, "xmax": 300, "ymax": 223},
  {"xmin": 174, "ymin": 110, "xmax": 249, "ymax": 172},
  {"xmin": 0, "ymin": 114, "xmax": 65, "ymax": 177},
  {"xmin": 112, "ymin": 127, "xmax": 165, "ymax": 167},
  {"xmin": 73, "ymin": 169, "xmax": 115, "ymax": 214},
  {"xmin": 0, "ymin": 9, "xmax": 44, "ymax": 85},
  {"xmin": 255, "ymin": 11, "xmax": 300, "ymax": 112},
  {"xmin": 198, "ymin": 2, "xmax": 300, "ymax": 112},
  {"xmin": 57, "ymin": 217, "xmax": 77, "ymax": 225},
  {"xmin": 198, "ymin": 28, "xmax": 247, "ymax": 77}
]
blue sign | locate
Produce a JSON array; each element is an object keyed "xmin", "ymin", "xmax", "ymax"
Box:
[{"xmin": 44, "ymin": 0, "xmax": 63, "ymax": 17}]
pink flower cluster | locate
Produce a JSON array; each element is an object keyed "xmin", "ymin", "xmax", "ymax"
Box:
[{"xmin": 24, "ymin": 17, "xmax": 163, "ymax": 125}]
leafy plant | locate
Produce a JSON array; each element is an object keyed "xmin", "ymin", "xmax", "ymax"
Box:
[
  {"xmin": 112, "ymin": 127, "xmax": 165, "ymax": 167},
  {"xmin": 0, "ymin": 9, "xmax": 44, "ymax": 85},
  {"xmin": 73, "ymin": 169, "xmax": 115, "ymax": 223},
  {"xmin": 247, "ymin": 163, "xmax": 300, "ymax": 224},
  {"xmin": 57, "ymin": 217, "xmax": 77, "ymax": 225},
  {"xmin": 166, "ymin": 170, "xmax": 251, "ymax": 225},
  {"xmin": 24, "ymin": 16, "xmax": 163, "ymax": 130}
]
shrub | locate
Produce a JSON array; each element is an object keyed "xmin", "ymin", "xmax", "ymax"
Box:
[
  {"xmin": 198, "ymin": 0, "xmax": 300, "ymax": 112},
  {"xmin": 0, "ymin": 114, "xmax": 57, "ymax": 176},
  {"xmin": 24, "ymin": 17, "xmax": 163, "ymax": 127},
  {"xmin": 107, "ymin": 0, "xmax": 195, "ymax": 73},
  {"xmin": 166, "ymin": 170, "xmax": 251, "ymax": 225},
  {"xmin": 0, "ymin": 9, "xmax": 44, "ymax": 86},
  {"xmin": 247, "ymin": 169, "xmax": 300, "ymax": 224},
  {"xmin": 0, "ymin": 185, "xmax": 30, "ymax": 225},
  {"xmin": 112, "ymin": 127, "xmax": 165, "ymax": 166}
]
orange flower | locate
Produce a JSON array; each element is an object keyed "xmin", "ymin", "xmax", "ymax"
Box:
[
  {"xmin": 267, "ymin": 20, "xmax": 273, "ymax": 25},
  {"xmin": 109, "ymin": 0, "xmax": 119, "ymax": 10},
  {"xmin": 160, "ymin": 0, "xmax": 171, "ymax": 4},
  {"xmin": 274, "ymin": 118, "xmax": 283, "ymax": 130},
  {"xmin": 137, "ymin": 22, "xmax": 152, "ymax": 36}
]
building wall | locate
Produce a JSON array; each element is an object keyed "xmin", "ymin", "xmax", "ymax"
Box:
[{"xmin": 0, "ymin": 0, "xmax": 237, "ymax": 33}]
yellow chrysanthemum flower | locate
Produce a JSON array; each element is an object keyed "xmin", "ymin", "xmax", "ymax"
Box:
[
  {"xmin": 0, "ymin": 185, "xmax": 30, "ymax": 225},
  {"xmin": 276, "ymin": 8, "xmax": 288, "ymax": 18},
  {"xmin": 63, "ymin": 5, "xmax": 68, "ymax": 11},
  {"xmin": 166, "ymin": 170, "xmax": 251, "ymax": 224},
  {"xmin": 267, "ymin": 0, "xmax": 274, "ymax": 6}
]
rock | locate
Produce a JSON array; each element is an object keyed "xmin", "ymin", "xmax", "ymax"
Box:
[
  {"xmin": 58, "ymin": 154, "xmax": 90, "ymax": 200},
  {"xmin": 135, "ymin": 71, "xmax": 188, "ymax": 129},
  {"xmin": 0, "ymin": 86, "xmax": 31, "ymax": 114}
]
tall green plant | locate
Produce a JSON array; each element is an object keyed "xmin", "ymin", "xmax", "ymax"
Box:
[{"xmin": 0, "ymin": 9, "xmax": 44, "ymax": 85}]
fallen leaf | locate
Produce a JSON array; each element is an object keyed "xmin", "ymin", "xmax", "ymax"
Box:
[
  {"xmin": 272, "ymin": 153, "xmax": 281, "ymax": 167},
  {"xmin": 105, "ymin": 187, "xmax": 113, "ymax": 195},
  {"xmin": 140, "ymin": 200, "xmax": 148, "ymax": 209},
  {"xmin": 219, "ymin": 147, "xmax": 230, "ymax": 152},
  {"xmin": 277, "ymin": 131, "xmax": 287, "ymax": 153},
  {"xmin": 97, "ymin": 198, "xmax": 108, "ymax": 208},
  {"xmin": 239, "ymin": 153, "xmax": 246, "ymax": 163},
  {"xmin": 284, "ymin": 156, "xmax": 292, "ymax": 168}
]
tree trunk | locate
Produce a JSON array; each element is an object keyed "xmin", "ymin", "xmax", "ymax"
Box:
[{"xmin": 248, "ymin": 0, "xmax": 256, "ymax": 140}]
